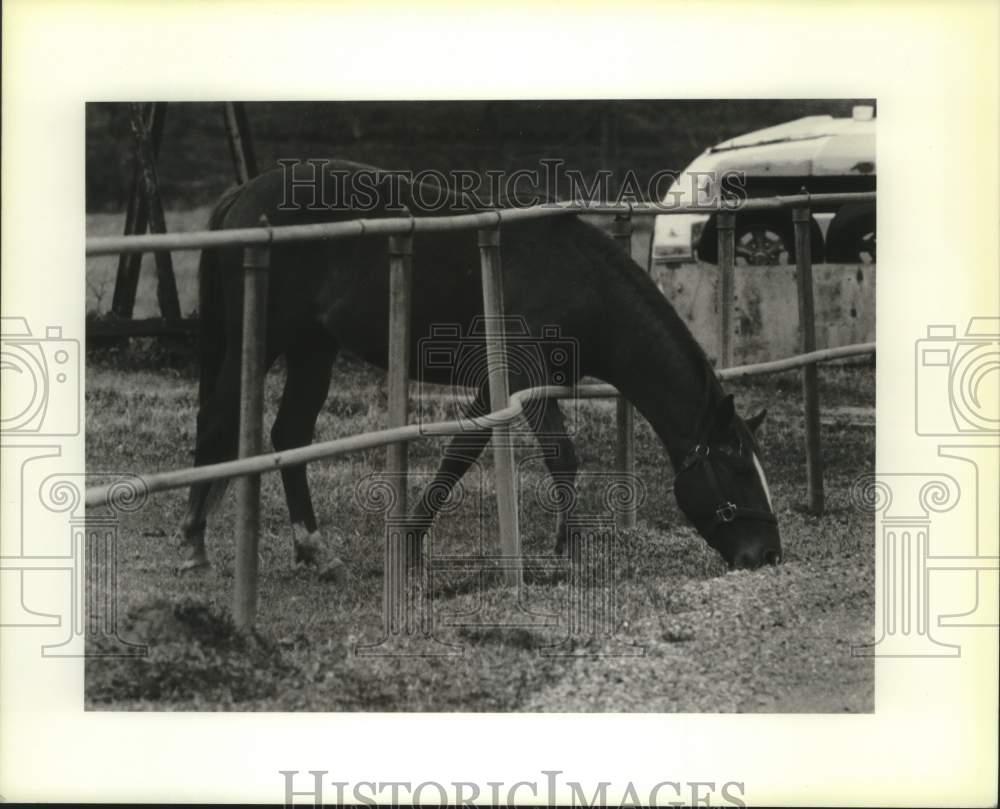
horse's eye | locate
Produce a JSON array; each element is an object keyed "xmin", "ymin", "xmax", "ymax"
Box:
[{"xmin": 717, "ymin": 439, "xmax": 742, "ymax": 458}]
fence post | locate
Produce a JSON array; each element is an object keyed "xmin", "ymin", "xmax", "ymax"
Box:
[
  {"xmin": 233, "ymin": 222, "xmax": 270, "ymax": 630},
  {"xmin": 478, "ymin": 221, "xmax": 522, "ymax": 586},
  {"xmin": 126, "ymin": 102, "xmax": 181, "ymax": 325},
  {"xmin": 112, "ymin": 102, "xmax": 167, "ymax": 319},
  {"xmin": 716, "ymin": 211, "xmax": 736, "ymax": 368},
  {"xmin": 222, "ymin": 101, "xmax": 258, "ymax": 184},
  {"xmin": 387, "ymin": 232, "xmax": 413, "ymax": 524},
  {"xmin": 611, "ymin": 211, "xmax": 637, "ymax": 530},
  {"xmin": 792, "ymin": 204, "xmax": 824, "ymax": 514}
]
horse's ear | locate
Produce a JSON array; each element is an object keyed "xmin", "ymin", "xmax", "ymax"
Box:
[
  {"xmin": 746, "ymin": 408, "xmax": 767, "ymax": 435},
  {"xmin": 714, "ymin": 394, "xmax": 736, "ymax": 431}
]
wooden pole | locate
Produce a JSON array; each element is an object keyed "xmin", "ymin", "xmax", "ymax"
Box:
[
  {"xmin": 230, "ymin": 103, "xmax": 258, "ymax": 179},
  {"xmin": 716, "ymin": 211, "xmax": 736, "ymax": 368},
  {"xmin": 126, "ymin": 102, "xmax": 181, "ymax": 324},
  {"xmin": 112, "ymin": 102, "xmax": 167, "ymax": 319},
  {"xmin": 611, "ymin": 212, "xmax": 637, "ymax": 530},
  {"xmin": 223, "ymin": 102, "xmax": 258, "ymax": 184},
  {"xmin": 233, "ymin": 225, "xmax": 270, "ymax": 630},
  {"xmin": 387, "ymin": 232, "xmax": 413, "ymax": 523},
  {"xmin": 793, "ymin": 204, "xmax": 824, "ymax": 515},
  {"xmin": 600, "ymin": 104, "xmax": 619, "ymax": 190},
  {"xmin": 478, "ymin": 223, "xmax": 522, "ymax": 586}
]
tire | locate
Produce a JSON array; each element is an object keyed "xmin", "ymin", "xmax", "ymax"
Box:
[
  {"xmin": 825, "ymin": 204, "xmax": 876, "ymax": 264},
  {"xmin": 733, "ymin": 218, "xmax": 795, "ymax": 265},
  {"xmin": 696, "ymin": 213, "xmax": 823, "ymax": 265}
]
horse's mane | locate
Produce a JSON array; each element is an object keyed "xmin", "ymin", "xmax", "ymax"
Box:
[
  {"xmin": 248, "ymin": 159, "xmax": 721, "ymax": 395},
  {"xmin": 563, "ymin": 215, "xmax": 722, "ymax": 391}
]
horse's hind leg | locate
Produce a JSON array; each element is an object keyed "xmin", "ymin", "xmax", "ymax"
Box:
[
  {"xmin": 179, "ymin": 480, "xmax": 229, "ymax": 570},
  {"xmin": 270, "ymin": 332, "xmax": 338, "ymax": 568},
  {"xmin": 179, "ymin": 350, "xmax": 242, "ymax": 571},
  {"xmin": 522, "ymin": 396, "xmax": 579, "ymax": 555},
  {"xmin": 410, "ymin": 384, "xmax": 492, "ymax": 541}
]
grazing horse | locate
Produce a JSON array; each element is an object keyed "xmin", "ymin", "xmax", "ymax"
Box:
[{"xmin": 180, "ymin": 160, "xmax": 781, "ymax": 572}]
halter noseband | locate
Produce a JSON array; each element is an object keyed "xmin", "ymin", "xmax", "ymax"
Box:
[
  {"xmin": 675, "ymin": 442, "xmax": 777, "ymax": 538},
  {"xmin": 673, "ymin": 368, "xmax": 777, "ymax": 539}
]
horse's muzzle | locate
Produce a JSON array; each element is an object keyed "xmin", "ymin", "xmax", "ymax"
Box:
[{"xmin": 731, "ymin": 546, "xmax": 782, "ymax": 571}]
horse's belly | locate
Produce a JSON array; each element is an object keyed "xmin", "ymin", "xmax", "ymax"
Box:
[{"xmin": 304, "ymin": 234, "xmax": 586, "ymax": 387}]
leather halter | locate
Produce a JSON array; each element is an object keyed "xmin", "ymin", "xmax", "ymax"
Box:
[
  {"xmin": 673, "ymin": 372, "xmax": 777, "ymax": 539},
  {"xmin": 675, "ymin": 442, "xmax": 777, "ymax": 538}
]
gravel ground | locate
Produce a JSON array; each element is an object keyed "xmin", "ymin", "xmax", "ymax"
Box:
[{"xmin": 85, "ymin": 353, "xmax": 875, "ymax": 712}]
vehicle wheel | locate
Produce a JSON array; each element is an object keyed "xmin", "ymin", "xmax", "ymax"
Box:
[
  {"xmin": 734, "ymin": 220, "xmax": 794, "ymax": 265},
  {"xmin": 827, "ymin": 215, "xmax": 876, "ymax": 263},
  {"xmin": 696, "ymin": 213, "xmax": 821, "ymax": 264}
]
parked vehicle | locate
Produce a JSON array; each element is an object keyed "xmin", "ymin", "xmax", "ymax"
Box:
[{"xmin": 651, "ymin": 106, "xmax": 875, "ymax": 266}]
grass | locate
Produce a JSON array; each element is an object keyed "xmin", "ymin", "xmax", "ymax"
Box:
[
  {"xmin": 86, "ymin": 206, "xmax": 213, "ymax": 318},
  {"xmin": 85, "ymin": 347, "xmax": 875, "ymax": 713}
]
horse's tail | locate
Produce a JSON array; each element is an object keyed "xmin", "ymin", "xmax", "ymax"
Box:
[{"xmin": 197, "ymin": 183, "xmax": 244, "ymax": 408}]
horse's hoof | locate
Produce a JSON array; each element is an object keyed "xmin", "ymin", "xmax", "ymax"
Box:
[
  {"xmin": 173, "ymin": 528, "xmax": 209, "ymax": 572},
  {"xmin": 294, "ymin": 528, "xmax": 347, "ymax": 583},
  {"xmin": 317, "ymin": 557, "xmax": 348, "ymax": 585},
  {"xmin": 176, "ymin": 555, "xmax": 210, "ymax": 574},
  {"xmin": 294, "ymin": 539, "xmax": 321, "ymax": 567},
  {"xmin": 294, "ymin": 533, "xmax": 334, "ymax": 567}
]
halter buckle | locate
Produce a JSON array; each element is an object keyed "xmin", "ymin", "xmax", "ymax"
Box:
[{"xmin": 716, "ymin": 502, "xmax": 738, "ymax": 523}]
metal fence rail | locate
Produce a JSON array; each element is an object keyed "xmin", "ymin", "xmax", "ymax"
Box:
[
  {"xmin": 84, "ymin": 341, "xmax": 875, "ymax": 509},
  {"xmin": 85, "ymin": 190, "xmax": 877, "ymax": 628},
  {"xmin": 86, "ymin": 192, "xmax": 875, "ymax": 256}
]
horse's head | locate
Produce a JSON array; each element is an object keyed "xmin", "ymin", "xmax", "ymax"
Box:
[{"xmin": 673, "ymin": 394, "xmax": 782, "ymax": 570}]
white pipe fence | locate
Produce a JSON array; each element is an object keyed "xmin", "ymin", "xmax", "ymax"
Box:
[{"xmin": 85, "ymin": 191, "xmax": 876, "ymax": 629}]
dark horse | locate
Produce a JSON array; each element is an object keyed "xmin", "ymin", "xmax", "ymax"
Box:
[{"xmin": 180, "ymin": 161, "xmax": 781, "ymax": 572}]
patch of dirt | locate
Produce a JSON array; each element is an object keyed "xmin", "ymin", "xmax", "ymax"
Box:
[
  {"xmin": 521, "ymin": 555, "xmax": 874, "ymax": 713},
  {"xmin": 86, "ymin": 361, "xmax": 875, "ymax": 712},
  {"xmin": 86, "ymin": 598, "xmax": 294, "ymax": 707}
]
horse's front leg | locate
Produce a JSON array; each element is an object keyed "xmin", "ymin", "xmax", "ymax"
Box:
[
  {"xmin": 524, "ymin": 397, "xmax": 579, "ymax": 556},
  {"xmin": 409, "ymin": 385, "xmax": 492, "ymax": 548}
]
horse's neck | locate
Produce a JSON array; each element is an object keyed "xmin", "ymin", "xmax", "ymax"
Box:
[{"xmin": 597, "ymin": 281, "xmax": 720, "ymax": 467}]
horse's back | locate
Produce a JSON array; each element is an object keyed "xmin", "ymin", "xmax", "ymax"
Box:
[{"xmin": 208, "ymin": 163, "xmax": 639, "ymax": 381}]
